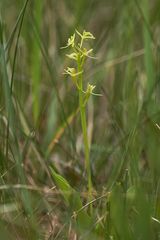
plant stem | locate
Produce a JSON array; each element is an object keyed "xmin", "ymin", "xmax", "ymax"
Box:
[{"xmin": 78, "ymin": 62, "xmax": 92, "ymax": 213}]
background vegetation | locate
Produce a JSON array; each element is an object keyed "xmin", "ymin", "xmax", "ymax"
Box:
[{"xmin": 0, "ymin": 0, "xmax": 160, "ymax": 239}]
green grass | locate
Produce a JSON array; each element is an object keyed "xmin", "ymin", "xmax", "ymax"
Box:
[{"xmin": 1, "ymin": 0, "xmax": 160, "ymax": 239}]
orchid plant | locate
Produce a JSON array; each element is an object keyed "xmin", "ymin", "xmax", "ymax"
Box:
[{"xmin": 62, "ymin": 30, "xmax": 100, "ymax": 211}]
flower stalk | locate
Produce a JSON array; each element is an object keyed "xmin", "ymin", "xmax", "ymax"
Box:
[{"xmin": 77, "ymin": 58, "xmax": 92, "ymax": 209}]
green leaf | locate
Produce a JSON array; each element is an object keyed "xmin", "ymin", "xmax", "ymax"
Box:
[
  {"xmin": 50, "ymin": 167, "xmax": 101, "ymax": 239},
  {"xmin": 50, "ymin": 167, "xmax": 73, "ymax": 204}
]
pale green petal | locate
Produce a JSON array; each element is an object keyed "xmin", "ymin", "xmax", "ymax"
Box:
[
  {"xmin": 75, "ymin": 29, "xmax": 83, "ymax": 38},
  {"xmin": 83, "ymin": 30, "xmax": 95, "ymax": 40},
  {"xmin": 66, "ymin": 52, "xmax": 78, "ymax": 60}
]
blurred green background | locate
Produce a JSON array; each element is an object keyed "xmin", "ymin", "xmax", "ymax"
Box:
[{"xmin": 1, "ymin": 0, "xmax": 160, "ymax": 239}]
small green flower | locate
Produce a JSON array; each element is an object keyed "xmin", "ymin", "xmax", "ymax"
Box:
[
  {"xmin": 76, "ymin": 29, "xmax": 95, "ymax": 48},
  {"xmin": 79, "ymin": 48, "xmax": 95, "ymax": 59},
  {"xmin": 86, "ymin": 83, "xmax": 96, "ymax": 94},
  {"xmin": 82, "ymin": 83, "xmax": 102, "ymax": 104},
  {"xmin": 66, "ymin": 52, "xmax": 79, "ymax": 61},
  {"xmin": 82, "ymin": 83, "xmax": 96, "ymax": 106},
  {"xmin": 76, "ymin": 29, "xmax": 95, "ymax": 40},
  {"xmin": 68, "ymin": 33, "xmax": 75, "ymax": 47},
  {"xmin": 61, "ymin": 33, "xmax": 75, "ymax": 49},
  {"xmin": 64, "ymin": 67, "xmax": 83, "ymax": 77}
]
